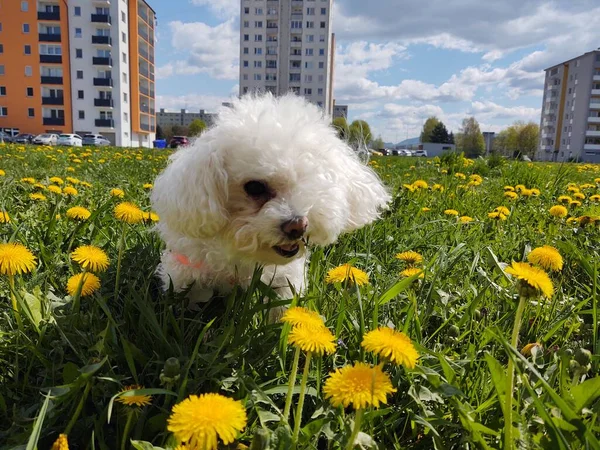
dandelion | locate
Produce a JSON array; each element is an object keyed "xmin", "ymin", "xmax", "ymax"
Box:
[
  {"xmin": 325, "ymin": 264, "xmax": 369, "ymax": 286},
  {"xmin": 515, "ymin": 184, "xmax": 526, "ymax": 192},
  {"xmin": 71, "ymin": 245, "xmax": 110, "ymax": 273},
  {"xmin": 29, "ymin": 193, "xmax": 47, "ymax": 201},
  {"xmin": 459, "ymin": 215, "xmax": 474, "ymax": 223},
  {"xmin": 0, "ymin": 169, "xmax": 5, "ymax": 176},
  {"xmin": 590, "ymin": 194, "xmax": 600, "ymax": 202},
  {"xmin": 142, "ymin": 211, "xmax": 160, "ymax": 222},
  {"xmin": 488, "ymin": 211, "xmax": 507, "ymax": 221},
  {"xmin": 395, "ymin": 250, "xmax": 423, "ymax": 266},
  {"xmin": 116, "ymin": 385, "xmax": 153, "ymax": 407},
  {"xmin": 0, "ymin": 243, "xmax": 36, "ymax": 276},
  {"xmin": 143, "ymin": 183, "xmax": 154, "ymax": 189},
  {"xmin": 49, "ymin": 176, "xmax": 64, "ymax": 185},
  {"xmin": 288, "ymin": 323, "xmax": 337, "ymax": 355},
  {"xmin": 0, "ymin": 211, "xmax": 10, "ymax": 223},
  {"xmin": 281, "ymin": 306, "xmax": 324, "ymax": 328},
  {"xmin": 47, "ymin": 185, "xmax": 62, "ymax": 194},
  {"xmin": 413, "ymin": 180, "xmax": 428, "ymax": 189},
  {"xmin": 455, "ymin": 172, "xmax": 466, "ymax": 180},
  {"xmin": 63, "ymin": 186, "xmax": 78, "ymax": 196},
  {"xmin": 361, "ymin": 327, "xmax": 419, "ymax": 368},
  {"xmin": 557, "ymin": 195, "xmax": 572, "ymax": 204},
  {"xmin": 432, "ymin": 183, "xmax": 444, "ymax": 191},
  {"xmin": 549, "ymin": 205, "xmax": 568, "ymax": 218},
  {"xmin": 527, "ymin": 245, "xmax": 563, "ymax": 272},
  {"xmin": 20, "ymin": 177, "xmax": 36, "ymax": 184},
  {"xmin": 505, "ymin": 262, "xmax": 553, "ymax": 299},
  {"xmin": 400, "ymin": 267, "xmax": 424, "ymax": 279},
  {"xmin": 110, "ymin": 188, "xmax": 125, "ymax": 198},
  {"xmin": 66, "ymin": 272, "xmax": 101, "ymax": 297},
  {"xmin": 51, "ymin": 434, "xmax": 69, "ymax": 450},
  {"xmin": 569, "ymin": 200, "xmax": 582, "ymax": 208},
  {"xmin": 567, "ymin": 186, "xmax": 580, "ymax": 193},
  {"xmin": 504, "ymin": 191, "xmax": 518, "ymax": 200},
  {"xmin": 66, "ymin": 177, "xmax": 80, "ymax": 185},
  {"xmin": 114, "ymin": 202, "xmax": 144, "ymax": 224},
  {"xmin": 168, "ymin": 393, "xmax": 247, "ymax": 450},
  {"xmin": 66, "ymin": 206, "xmax": 91, "ymax": 220},
  {"xmin": 504, "ymin": 186, "xmax": 515, "ymax": 191},
  {"xmin": 530, "ymin": 188, "xmax": 541, "ymax": 196},
  {"xmin": 444, "ymin": 209, "xmax": 459, "ymax": 216},
  {"xmin": 421, "ymin": 207, "xmax": 431, "ymax": 212},
  {"xmin": 403, "ymin": 183, "xmax": 416, "ymax": 192},
  {"xmin": 33, "ymin": 183, "xmax": 46, "ymax": 190},
  {"xmin": 521, "ymin": 189, "xmax": 533, "ymax": 197}
]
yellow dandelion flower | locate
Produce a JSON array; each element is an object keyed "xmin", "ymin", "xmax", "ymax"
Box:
[
  {"xmin": 66, "ymin": 206, "xmax": 91, "ymax": 220},
  {"xmin": 580, "ymin": 183, "xmax": 595, "ymax": 189},
  {"xmin": 455, "ymin": 172, "xmax": 466, "ymax": 180},
  {"xmin": 403, "ymin": 183, "xmax": 416, "ymax": 192},
  {"xmin": 361, "ymin": 327, "xmax": 419, "ymax": 368},
  {"xmin": 49, "ymin": 177, "xmax": 64, "ymax": 185},
  {"xmin": 566, "ymin": 217, "xmax": 579, "ymax": 225},
  {"xmin": 288, "ymin": 323, "xmax": 337, "ymax": 355},
  {"xmin": 567, "ymin": 186, "xmax": 580, "ymax": 193},
  {"xmin": 29, "ymin": 193, "xmax": 47, "ymax": 201},
  {"xmin": 444, "ymin": 209, "xmax": 459, "ymax": 216},
  {"xmin": 590, "ymin": 194, "xmax": 600, "ymax": 202},
  {"xmin": 515, "ymin": 184, "xmax": 526, "ymax": 192},
  {"xmin": 33, "ymin": 183, "xmax": 46, "ymax": 190},
  {"xmin": 413, "ymin": 180, "xmax": 428, "ymax": 189},
  {"xmin": 63, "ymin": 186, "xmax": 78, "ymax": 196},
  {"xmin": 281, "ymin": 306, "xmax": 324, "ymax": 328},
  {"xmin": 505, "ymin": 262, "xmax": 553, "ymax": 299},
  {"xmin": 527, "ymin": 245, "xmax": 563, "ymax": 272},
  {"xmin": 143, "ymin": 183, "xmax": 154, "ymax": 190},
  {"xmin": 66, "ymin": 273, "xmax": 101, "ymax": 297},
  {"xmin": 323, "ymin": 362, "xmax": 396, "ymax": 410},
  {"xmin": 110, "ymin": 188, "xmax": 125, "ymax": 198},
  {"xmin": 504, "ymin": 186, "xmax": 515, "ymax": 192},
  {"xmin": 530, "ymin": 188, "xmax": 541, "ymax": 196},
  {"xmin": 142, "ymin": 211, "xmax": 160, "ymax": 222},
  {"xmin": 395, "ymin": 251, "xmax": 423, "ymax": 265},
  {"xmin": 0, "ymin": 169, "xmax": 5, "ymax": 176},
  {"xmin": 549, "ymin": 205, "xmax": 568, "ymax": 218},
  {"xmin": 488, "ymin": 211, "xmax": 507, "ymax": 221},
  {"xmin": 459, "ymin": 215, "xmax": 474, "ymax": 223},
  {"xmin": 573, "ymin": 192, "xmax": 585, "ymax": 200},
  {"xmin": 66, "ymin": 177, "xmax": 80, "ymax": 185},
  {"xmin": 51, "ymin": 433, "xmax": 69, "ymax": 450},
  {"xmin": 168, "ymin": 393, "xmax": 247, "ymax": 450},
  {"xmin": 20, "ymin": 177, "xmax": 36, "ymax": 184},
  {"xmin": 116, "ymin": 385, "xmax": 153, "ymax": 407},
  {"xmin": 569, "ymin": 200, "xmax": 582, "ymax": 207},
  {"xmin": 0, "ymin": 211, "xmax": 10, "ymax": 223},
  {"xmin": 114, "ymin": 202, "xmax": 144, "ymax": 224},
  {"xmin": 400, "ymin": 267, "xmax": 424, "ymax": 278},
  {"xmin": 432, "ymin": 183, "xmax": 444, "ymax": 191},
  {"xmin": 71, "ymin": 246, "xmax": 110, "ymax": 273},
  {"xmin": 80, "ymin": 181, "xmax": 92, "ymax": 188},
  {"xmin": 0, "ymin": 243, "xmax": 36, "ymax": 275},
  {"xmin": 504, "ymin": 191, "xmax": 518, "ymax": 199},
  {"xmin": 557, "ymin": 195, "xmax": 572, "ymax": 204},
  {"xmin": 421, "ymin": 207, "xmax": 431, "ymax": 212},
  {"xmin": 325, "ymin": 264, "xmax": 369, "ymax": 286},
  {"xmin": 494, "ymin": 206, "xmax": 510, "ymax": 216},
  {"xmin": 47, "ymin": 185, "xmax": 62, "ymax": 194},
  {"xmin": 521, "ymin": 342, "xmax": 542, "ymax": 356},
  {"xmin": 441, "ymin": 169, "xmax": 448, "ymax": 174}
]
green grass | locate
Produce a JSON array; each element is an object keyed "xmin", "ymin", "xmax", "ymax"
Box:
[{"xmin": 0, "ymin": 143, "xmax": 599, "ymax": 449}]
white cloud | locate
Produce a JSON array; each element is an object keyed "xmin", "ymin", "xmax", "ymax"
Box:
[
  {"xmin": 468, "ymin": 101, "xmax": 540, "ymax": 121},
  {"xmin": 189, "ymin": 0, "xmax": 239, "ymax": 18}
]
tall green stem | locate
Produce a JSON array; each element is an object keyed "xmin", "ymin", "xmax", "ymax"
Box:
[
  {"xmin": 8, "ymin": 274, "xmax": 23, "ymax": 330},
  {"xmin": 121, "ymin": 409, "xmax": 135, "ymax": 450},
  {"xmin": 283, "ymin": 346, "xmax": 301, "ymax": 423},
  {"xmin": 345, "ymin": 408, "xmax": 364, "ymax": 450},
  {"xmin": 114, "ymin": 222, "xmax": 127, "ymax": 301},
  {"xmin": 292, "ymin": 352, "xmax": 312, "ymax": 443},
  {"xmin": 71, "ymin": 268, "xmax": 88, "ymax": 315},
  {"xmin": 65, "ymin": 381, "xmax": 92, "ymax": 435},
  {"xmin": 504, "ymin": 295, "xmax": 527, "ymax": 450}
]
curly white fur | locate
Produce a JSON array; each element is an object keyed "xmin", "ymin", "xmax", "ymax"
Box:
[{"xmin": 151, "ymin": 93, "xmax": 390, "ymax": 303}]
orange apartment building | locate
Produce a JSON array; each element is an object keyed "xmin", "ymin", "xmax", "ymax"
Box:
[{"xmin": 0, "ymin": 0, "xmax": 156, "ymax": 147}]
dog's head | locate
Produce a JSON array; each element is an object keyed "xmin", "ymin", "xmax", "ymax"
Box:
[{"xmin": 152, "ymin": 94, "xmax": 390, "ymax": 265}]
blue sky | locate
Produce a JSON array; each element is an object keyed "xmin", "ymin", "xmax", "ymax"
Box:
[{"xmin": 153, "ymin": 0, "xmax": 600, "ymax": 142}]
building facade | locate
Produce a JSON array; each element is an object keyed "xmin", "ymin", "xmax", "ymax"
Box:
[
  {"xmin": 538, "ymin": 49, "xmax": 600, "ymax": 163},
  {"xmin": 482, "ymin": 131, "xmax": 495, "ymax": 155},
  {"xmin": 332, "ymin": 103, "xmax": 347, "ymax": 119},
  {"xmin": 239, "ymin": 0, "xmax": 334, "ymax": 115},
  {"xmin": 0, "ymin": 0, "xmax": 156, "ymax": 147},
  {"xmin": 156, "ymin": 108, "xmax": 217, "ymax": 128}
]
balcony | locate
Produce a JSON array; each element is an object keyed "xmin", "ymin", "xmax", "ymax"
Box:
[
  {"xmin": 42, "ymin": 96, "xmax": 64, "ymax": 105},
  {"xmin": 590, "ymin": 102, "xmax": 600, "ymax": 109},
  {"xmin": 91, "ymin": 14, "xmax": 111, "ymax": 24},
  {"xmin": 41, "ymin": 76, "xmax": 63, "ymax": 84},
  {"xmin": 594, "ymin": 75, "xmax": 600, "ymax": 81},
  {"xmin": 93, "ymin": 77, "xmax": 113, "ymax": 87},
  {"xmin": 92, "ymin": 35, "xmax": 112, "ymax": 45},
  {"xmin": 592, "ymin": 89, "xmax": 600, "ymax": 96},
  {"xmin": 39, "ymin": 33, "xmax": 61, "ymax": 42},
  {"xmin": 584, "ymin": 144, "xmax": 600, "ymax": 151},
  {"xmin": 541, "ymin": 132, "xmax": 554, "ymax": 139},
  {"xmin": 540, "ymin": 145, "xmax": 553, "ymax": 151},
  {"xmin": 43, "ymin": 117, "xmax": 65, "ymax": 126},
  {"xmin": 37, "ymin": 11, "xmax": 60, "ymax": 21},
  {"xmin": 588, "ymin": 116, "xmax": 600, "ymax": 124},
  {"xmin": 40, "ymin": 54, "xmax": 62, "ymax": 63},
  {"xmin": 95, "ymin": 118, "xmax": 115, "ymax": 127},
  {"xmin": 93, "ymin": 57, "xmax": 113, "ymax": 66},
  {"xmin": 94, "ymin": 98, "xmax": 114, "ymax": 107},
  {"xmin": 585, "ymin": 130, "xmax": 600, "ymax": 137}
]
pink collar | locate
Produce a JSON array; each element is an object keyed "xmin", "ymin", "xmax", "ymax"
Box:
[{"xmin": 173, "ymin": 252, "xmax": 205, "ymax": 270}]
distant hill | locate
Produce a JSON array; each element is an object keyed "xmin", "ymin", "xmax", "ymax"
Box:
[{"xmin": 396, "ymin": 137, "xmax": 420, "ymax": 146}]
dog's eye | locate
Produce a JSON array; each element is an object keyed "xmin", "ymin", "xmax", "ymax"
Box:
[{"xmin": 244, "ymin": 180, "xmax": 269, "ymax": 197}]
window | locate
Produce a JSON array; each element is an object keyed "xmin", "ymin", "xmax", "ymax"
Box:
[
  {"xmin": 123, "ymin": 92, "xmax": 127, "ymax": 102},
  {"xmin": 291, "ymin": 21, "xmax": 302, "ymax": 29},
  {"xmin": 320, "ymin": 21, "xmax": 326, "ymax": 28},
  {"xmin": 23, "ymin": 23, "xmax": 30, "ymax": 33},
  {"xmin": 304, "ymin": 88, "xmax": 312, "ymax": 95},
  {"xmin": 304, "ymin": 61, "xmax": 313, "ymax": 69},
  {"xmin": 255, "ymin": 7, "xmax": 263, "ymax": 14},
  {"xmin": 254, "ymin": 34, "xmax": 262, "ymax": 41},
  {"xmin": 306, "ymin": 21, "xmax": 314, "ymax": 28},
  {"xmin": 254, "ymin": 74, "xmax": 261, "ymax": 81},
  {"xmin": 124, "ymin": 112, "xmax": 128, "ymax": 122},
  {"xmin": 243, "ymin": 60, "xmax": 249, "ymax": 67},
  {"xmin": 318, "ymin": 74, "xmax": 324, "ymax": 82},
  {"xmin": 254, "ymin": 61, "xmax": 262, "ymax": 68},
  {"xmin": 0, "ymin": 86, "xmax": 5, "ymax": 95},
  {"xmin": 28, "ymin": 107, "xmax": 35, "ymax": 117},
  {"xmin": 568, "ymin": 88, "xmax": 572, "ymax": 94},
  {"xmin": 321, "ymin": 7, "xmax": 326, "ymax": 14},
  {"xmin": 27, "ymin": 87, "xmax": 33, "ymax": 96},
  {"xmin": 319, "ymin": 34, "xmax": 325, "ymax": 42},
  {"xmin": 266, "ymin": 60, "xmax": 277, "ymax": 68},
  {"xmin": 121, "ymin": 11, "xmax": 126, "ymax": 22},
  {"xmin": 122, "ymin": 32, "xmax": 126, "ymax": 43},
  {"xmin": 122, "ymin": 52, "xmax": 127, "ymax": 63},
  {"xmin": 255, "ymin": 21, "xmax": 263, "ymax": 27},
  {"xmin": 78, "ymin": 110, "xmax": 85, "ymax": 119},
  {"xmin": 25, "ymin": 66, "xmax": 32, "ymax": 76},
  {"xmin": 254, "ymin": 48, "xmax": 262, "ymax": 54},
  {"xmin": 244, "ymin": 34, "xmax": 249, "ymax": 41},
  {"xmin": 77, "ymin": 90, "xmax": 84, "ymax": 99},
  {"xmin": 317, "ymin": 88, "xmax": 323, "ymax": 95},
  {"xmin": 307, "ymin": 35, "xmax": 314, "ymax": 42},
  {"xmin": 75, "ymin": 28, "xmax": 82, "ymax": 38},
  {"xmin": 318, "ymin": 61, "xmax": 324, "ymax": 69},
  {"xmin": 0, "ymin": 107, "xmax": 7, "ymax": 116},
  {"xmin": 122, "ymin": 72, "xmax": 127, "ymax": 82},
  {"xmin": 21, "ymin": 1, "xmax": 28, "ymax": 12},
  {"xmin": 307, "ymin": 7, "xmax": 315, "ymax": 14},
  {"xmin": 244, "ymin": 7, "xmax": 249, "ymax": 13},
  {"xmin": 243, "ymin": 74, "xmax": 248, "ymax": 80},
  {"xmin": 74, "ymin": 6, "xmax": 81, "ymax": 16},
  {"xmin": 575, "ymin": 60, "xmax": 580, "ymax": 67},
  {"xmin": 305, "ymin": 48, "xmax": 313, "ymax": 56},
  {"xmin": 75, "ymin": 70, "xmax": 82, "ymax": 79},
  {"xmin": 0, "ymin": 44, "xmax": 3, "ymax": 54},
  {"xmin": 290, "ymin": 73, "xmax": 301, "ymax": 82},
  {"xmin": 319, "ymin": 48, "xmax": 325, "ymax": 55},
  {"xmin": 243, "ymin": 20, "xmax": 249, "ymax": 27},
  {"xmin": 243, "ymin": 47, "xmax": 249, "ymax": 54},
  {"xmin": 76, "ymin": 48, "xmax": 83, "ymax": 58},
  {"xmin": 0, "ymin": 65, "xmax": 4, "ymax": 76},
  {"xmin": 24, "ymin": 45, "xmax": 31, "ymax": 55}
]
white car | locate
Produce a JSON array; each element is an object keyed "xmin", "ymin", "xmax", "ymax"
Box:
[
  {"xmin": 413, "ymin": 150, "xmax": 428, "ymax": 157},
  {"xmin": 82, "ymin": 134, "xmax": 111, "ymax": 146},
  {"xmin": 33, "ymin": 133, "xmax": 59, "ymax": 146},
  {"xmin": 57, "ymin": 134, "xmax": 83, "ymax": 147}
]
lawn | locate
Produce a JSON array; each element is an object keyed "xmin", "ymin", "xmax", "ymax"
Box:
[{"xmin": 0, "ymin": 143, "xmax": 599, "ymax": 449}]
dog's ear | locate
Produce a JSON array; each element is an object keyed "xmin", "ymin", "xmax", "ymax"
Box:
[
  {"xmin": 152, "ymin": 142, "xmax": 228, "ymax": 238},
  {"xmin": 336, "ymin": 149, "xmax": 391, "ymax": 234}
]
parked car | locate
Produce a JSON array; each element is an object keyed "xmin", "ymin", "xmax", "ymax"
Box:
[
  {"xmin": 57, "ymin": 134, "xmax": 83, "ymax": 147},
  {"xmin": 33, "ymin": 133, "xmax": 59, "ymax": 146},
  {"xmin": 170, "ymin": 136, "xmax": 190, "ymax": 148},
  {"xmin": 82, "ymin": 134, "xmax": 111, "ymax": 146},
  {"xmin": 0, "ymin": 131, "xmax": 14, "ymax": 143},
  {"xmin": 397, "ymin": 149, "xmax": 413, "ymax": 156},
  {"xmin": 13, "ymin": 133, "xmax": 35, "ymax": 144},
  {"xmin": 413, "ymin": 150, "xmax": 428, "ymax": 157},
  {"xmin": 378, "ymin": 148, "xmax": 390, "ymax": 156}
]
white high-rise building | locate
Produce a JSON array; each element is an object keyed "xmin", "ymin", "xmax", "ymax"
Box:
[{"xmin": 239, "ymin": 0, "xmax": 335, "ymax": 115}]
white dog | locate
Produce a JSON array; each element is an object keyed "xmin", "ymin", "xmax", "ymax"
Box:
[{"xmin": 151, "ymin": 94, "xmax": 390, "ymax": 306}]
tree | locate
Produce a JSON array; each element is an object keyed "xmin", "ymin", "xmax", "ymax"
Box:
[
  {"xmin": 492, "ymin": 121, "xmax": 539, "ymax": 158},
  {"xmin": 449, "ymin": 131, "xmax": 455, "ymax": 145},
  {"xmin": 371, "ymin": 135, "xmax": 385, "ymax": 150},
  {"xmin": 332, "ymin": 117, "xmax": 349, "ymax": 140},
  {"xmin": 516, "ymin": 122, "xmax": 539, "ymax": 159},
  {"xmin": 156, "ymin": 124, "xmax": 165, "ymax": 140},
  {"xmin": 420, "ymin": 116, "xmax": 441, "ymax": 143},
  {"xmin": 171, "ymin": 125, "xmax": 188, "ymax": 137},
  {"xmin": 459, "ymin": 117, "xmax": 485, "ymax": 158},
  {"xmin": 430, "ymin": 122, "xmax": 450, "ymax": 144},
  {"xmin": 349, "ymin": 120, "xmax": 372, "ymax": 147},
  {"xmin": 188, "ymin": 119, "xmax": 207, "ymax": 137}
]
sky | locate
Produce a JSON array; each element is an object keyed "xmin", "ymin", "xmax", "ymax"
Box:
[{"xmin": 153, "ymin": 0, "xmax": 600, "ymax": 143}]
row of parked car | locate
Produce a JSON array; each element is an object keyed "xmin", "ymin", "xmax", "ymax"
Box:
[
  {"xmin": 0, "ymin": 132, "xmax": 111, "ymax": 147},
  {"xmin": 373, "ymin": 148, "xmax": 428, "ymax": 157}
]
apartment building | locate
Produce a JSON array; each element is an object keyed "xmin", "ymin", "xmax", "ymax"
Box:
[
  {"xmin": 156, "ymin": 108, "xmax": 217, "ymax": 128},
  {"xmin": 332, "ymin": 103, "xmax": 347, "ymax": 119},
  {"xmin": 239, "ymin": 0, "xmax": 335, "ymax": 115},
  {"xmin": 538, "ymin": 49, "xmax": 600, "ymax": 163},
  {"xmin": 0, "ymin": 0, "xmax": 156, "ymax": 147}
]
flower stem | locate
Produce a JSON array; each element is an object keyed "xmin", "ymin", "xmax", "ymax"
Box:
[
  {"xmin": 503, "ymin": 295, "xmax": 526, "ymax": 450},
  {"xmin": 65, "ymin": 381, "xmax": 92, "ymax": 435},
  {"xmin": 345, "ymin": 408, "xmax": 364, "ymax": 450},
  {"xmin": 283, "ymin": 346, "xmax": 301, "ymax": 423},
  {"xmin": 72, "ymin": 269, "xmax": 88, "ymax": 315},
  {"xmin": 114, "ymin": 222, "xmax": 127, "ymax": 301},
  {"xmin": 292, "ymin": 352, "xmax": 312, "ymax": 443},
  {"xmin": 121, "ymin": 409, "xmax": 135, "ymax": 450},
  {"xmin": 8, "ymin": 274, "xmax": 23, "ymax": 330}
]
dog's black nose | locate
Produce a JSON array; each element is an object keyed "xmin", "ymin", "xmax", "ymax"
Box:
[{"xmin": 281, "ymin": 216, "xmax": 308, "ymax": 240}]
